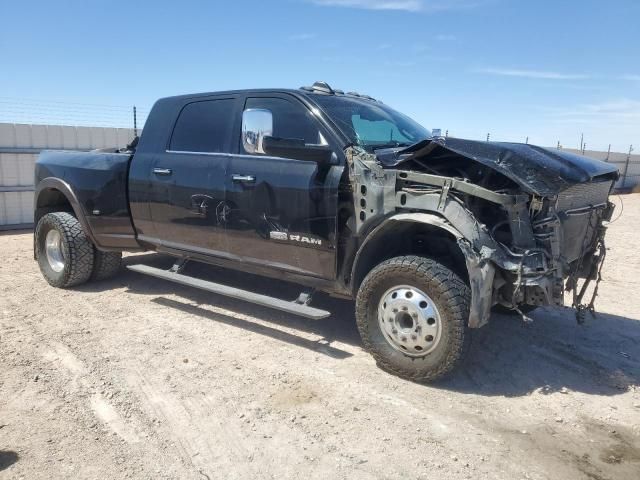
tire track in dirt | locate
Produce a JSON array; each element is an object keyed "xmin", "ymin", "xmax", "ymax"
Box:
[
  {"xmin": 41, "ymin": 341, "xmax": 141, "ymax": 444},
  {"xmin": 126, "ymin": 365, "xmax": 259, "ymax": 480}
]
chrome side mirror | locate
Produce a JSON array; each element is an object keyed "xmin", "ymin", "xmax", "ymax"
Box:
[{"xmin": 242, "ymin": 108, "xmax": 273, "ymax": 154}]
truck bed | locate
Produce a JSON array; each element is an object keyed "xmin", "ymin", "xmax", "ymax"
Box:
[{"xmin": 35, "ymin": 150, "xmax": 139, "ymax": 250}]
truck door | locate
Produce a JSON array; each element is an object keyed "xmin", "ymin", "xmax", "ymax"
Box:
[
  {"xmin": 145, "ymin": 97, "xmax": 237, "ymax": 255},
  {"xmin": 224, "ymin": 95, "xmax": 342, "ymax": 279}
]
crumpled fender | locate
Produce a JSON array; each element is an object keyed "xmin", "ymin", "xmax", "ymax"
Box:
[{"xmin": 352, "ymin": 212, "xmax": 496, "ymax": 328}]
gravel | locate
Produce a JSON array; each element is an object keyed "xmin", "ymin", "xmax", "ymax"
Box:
[{"xmin": 1, "ymin": 194, "xmax": 639, "ymax": 479}]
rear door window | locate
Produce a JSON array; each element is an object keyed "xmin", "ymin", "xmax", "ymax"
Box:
[{"xmin": 170, "ymin": 99, "xmax": 235, "ymax": 153}]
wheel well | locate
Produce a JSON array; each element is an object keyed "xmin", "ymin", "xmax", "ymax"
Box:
[
  {"xmin": 351, "ymin": 221, "xmax": 468, "ymax": 293},
  {"xmin": 35, "ymin": 188, "xmax": 74, "ymax": 226}
]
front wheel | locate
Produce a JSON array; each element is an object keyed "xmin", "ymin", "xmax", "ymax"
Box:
[
  {"xmin": 355, "ymin": 256, "xmax": 471, "ymax": 383},
  {"xmin": 35, "ymin": 212, "xmax": 95, "ymax": 288}
]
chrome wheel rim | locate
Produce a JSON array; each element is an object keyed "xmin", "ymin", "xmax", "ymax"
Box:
[
  {"xmin": 45, "ymin": 229, "xmax": 65, "ymax": 273},
  {"xmin": 378, "ymin": 285, "xmax": 442, "ymax": 356}
]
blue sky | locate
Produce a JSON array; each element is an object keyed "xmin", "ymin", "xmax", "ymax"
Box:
[{"xmin": 1, "ymin": 0, "xmax": 638, "ymax": 151}]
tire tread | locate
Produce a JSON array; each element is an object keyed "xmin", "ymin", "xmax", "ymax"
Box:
[
  {"xmin": 35, "ymin": 212, "xmax": 94, "ymax": 288},
  {"xmin": 91, "ymin": 250, "xmax": 122, "ymax": 281},
  {"xmin": 355, "ymin": 255, "xmax": 471, "ymax": 382}
]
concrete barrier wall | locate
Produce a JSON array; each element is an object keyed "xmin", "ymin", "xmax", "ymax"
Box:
[
  {"xmin": 565, "ymin": 148, "xmax": 640, "ymax": 190},
  {"xmin": 0, "ymin": 123, "xmax": 136, "ymax": 229}
]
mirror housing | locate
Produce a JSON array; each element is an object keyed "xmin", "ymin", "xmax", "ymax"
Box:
[
  {"xmin": 242, "ymin": 108, "xmax": 273, "ymax": 154},
  {"xmin": 262, "ymin": 136, "xmax": 334, "ymax": 165}
]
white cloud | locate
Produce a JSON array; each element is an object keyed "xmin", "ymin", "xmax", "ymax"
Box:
[
  {"xmin": 435, "ymin": 34, "xmax": 457, "ymax": 41},
  {"xmin": 288, "ymin": 33, "xmax": 317, "ymax": 40},
  {"xmin": 620, "ymin": 74, "xmax": 640, "ymax": 81},
  {"xmin": 309, "ymin": 0, "xmax": 484, "ymax": 12},
  {"xmin": 476, "ymin": 67, "xmax": 590, "ymax": 80},
  {"xmin": 544, "ymin": 99, "xmax": 640, "ymax": 120}
]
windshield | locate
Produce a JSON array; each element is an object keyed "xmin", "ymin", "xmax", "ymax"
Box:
[{"xmin": 310, "ymin": 94, "xmax": 431, "ymax": 152}]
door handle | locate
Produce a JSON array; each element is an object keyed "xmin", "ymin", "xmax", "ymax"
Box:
[
  {"xmin": 232, "ymin": 174, "xmax": 256, "ymax": 183},
  {"xmin": 153, "ymin": 168, "xmax": 172, "ymax": 176}
]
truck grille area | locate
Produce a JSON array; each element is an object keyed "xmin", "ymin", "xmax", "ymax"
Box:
[
  {"xmin": 556, "ymin": 180, "xmax": 612, "ymax": 263},
  {"xmin": 555, "ymin": 180, "xmax": 612, "ymax": 211}
]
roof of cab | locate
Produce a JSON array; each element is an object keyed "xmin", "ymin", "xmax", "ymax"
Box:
[{"xmin": 154, "ymin": 81, "xmax": 380, "ymax": 105}]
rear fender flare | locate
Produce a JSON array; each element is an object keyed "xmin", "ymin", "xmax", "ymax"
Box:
[{"xmin": 34, "ymin": 177, "xmax": 98, "ymax": 247}]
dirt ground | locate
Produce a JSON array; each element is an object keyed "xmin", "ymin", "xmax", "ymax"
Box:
[{"xmin": 1, "ymin": 195, "xmax": 639, "ymax": 480}]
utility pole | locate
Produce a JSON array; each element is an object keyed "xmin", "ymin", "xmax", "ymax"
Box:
[
  {"xmin": 622, "ymin": 144, "xmax": 634, "ymax": 189},
  {"xmin": 579, "ymin": 132, "xmax": 584, "ymax": 152},
  {"xmin": 525, "ymin": 136, "xmax": 529, "ymax": 144},
  {"xmin": 582, "ymin": 143, "xmax": 586, "ymax": 155},
  {"xmin": 606, "ymin": 144, "xmax": 611, "ymax": 161},
  {"xmin": 445, "ymin": 129, "xmax": 449, "ymax": 138},
  {"xmin": 133, "ymin": 106, "xmax": 138, "ymax": 137},
  {"xmin": 557, "ymin": 140, "xmax": 561, "ymax": 150},
  {"xmin": 486, "ymin": 133, "xmax": 490, "ymax": 142}
]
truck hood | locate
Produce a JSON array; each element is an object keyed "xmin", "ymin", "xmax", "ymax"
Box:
[{"xmin": 376, "ymin": 138, "xmax": 619, "ymax": 196}]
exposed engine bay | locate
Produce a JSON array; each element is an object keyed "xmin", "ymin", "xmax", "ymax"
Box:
[{"xmin": 345, "ymin": 137, "xmax": 618, "ymax": 328}]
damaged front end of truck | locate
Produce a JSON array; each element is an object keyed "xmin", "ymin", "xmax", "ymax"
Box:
[{"xmin": 346, "ymin": 137, "xmax": 618, "ymax": 328}]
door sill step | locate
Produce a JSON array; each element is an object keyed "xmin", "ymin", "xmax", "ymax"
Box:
[{"xmin": 127, "ymin": 264, "xmax": 331, "ymax": 320}]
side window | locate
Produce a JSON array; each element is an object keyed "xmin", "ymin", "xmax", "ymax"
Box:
[
  {"xmin": 242, "ymin": 97, "xmax": 324, "ymax": 154},
  {"xmin": 170, "ymin": 99, "xmax": 234, "ymax": 153}
]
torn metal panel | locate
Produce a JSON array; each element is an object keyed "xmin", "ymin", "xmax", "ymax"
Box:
[{"xmin": 458, "ymin": 240, "xmax": 495, "ymax": 328}]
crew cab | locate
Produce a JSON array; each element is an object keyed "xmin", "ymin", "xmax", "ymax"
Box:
[{"xmin": 34, "ymin": 81, "xmax": 619, "ymax": 382}]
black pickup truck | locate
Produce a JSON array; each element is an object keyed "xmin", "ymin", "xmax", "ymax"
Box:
[{"xmin": 34, "ymin": 81, "xmax": 618, "ymax": 382}]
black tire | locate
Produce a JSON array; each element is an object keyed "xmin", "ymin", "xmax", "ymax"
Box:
[
  {"xmin": 35, "ymin": 212, "xmax": 94, "ymax": 288},
  {"xmin": 91, "ymin": 250, "xmax": 122, "ymax": 281},
  {"xmin": 355, "ymin": 255, "xmax": 471, "ymax": 383}
]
